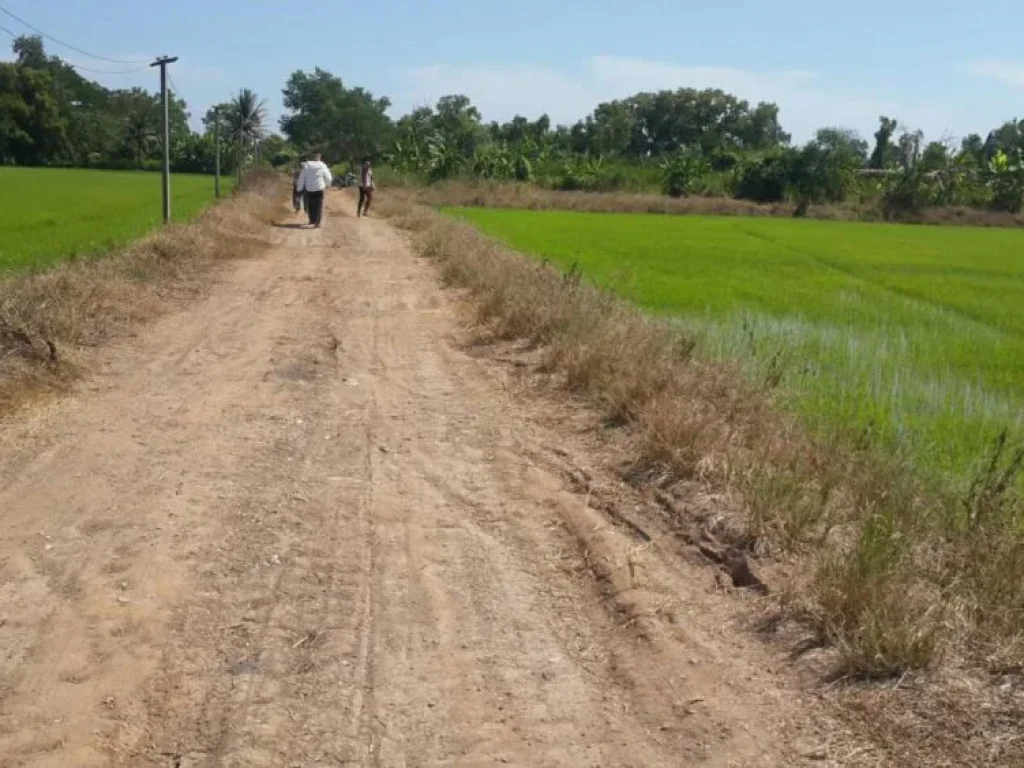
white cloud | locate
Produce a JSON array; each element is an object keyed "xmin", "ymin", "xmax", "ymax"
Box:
[
  {"xmin": 389, "ymin": 56, "xmax": 957, "ymax": 143},
  {"xmin": 966, "ymin": 59, "xmax": 1024, "ymax": 89}
]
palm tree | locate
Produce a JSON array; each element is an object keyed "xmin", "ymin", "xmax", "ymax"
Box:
[
  {"xmin": 222, "ymin": 88, "xmax": 267, "ymax": 178},
  {"xmin": 119, "ymin": 90, "xmax": 158, "ymax": 168}
]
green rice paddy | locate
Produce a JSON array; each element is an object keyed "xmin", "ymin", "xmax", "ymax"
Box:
[
  {"xmin": 448, "ymin": 207, "xmax": 1024, "ymax": 486},
  {"xmin": 0, "ymin": 167, "xmax": 230, "ymax": 272}
]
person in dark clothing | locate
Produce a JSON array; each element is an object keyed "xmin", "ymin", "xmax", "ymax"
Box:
[
  {"xmin": 357, "ymin": 158, "xmax": 375, "ymax": 218},
  {"xmin": 292, "ymin": 162, "xmax": 305, "ymax": 213}
]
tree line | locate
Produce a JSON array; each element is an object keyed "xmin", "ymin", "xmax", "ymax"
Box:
[
  {"xmin": 277, "ymin": 69, "xmax": 1024, "ymax": 214},
  {"xmin": 0, "ymin": 36, "xmax": 282, "ymax": 174},
  {"xmin": 3, "ymin": 37, "xmax": 1023, "ymax": 213}
]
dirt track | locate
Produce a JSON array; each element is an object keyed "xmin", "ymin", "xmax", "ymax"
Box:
[{"xmin": 0, "ymin": 194, "xmax": 838, "ymax": 766}]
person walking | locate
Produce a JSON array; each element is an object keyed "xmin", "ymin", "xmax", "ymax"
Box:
[
  {"xmin": 357, "ymin": 157, "xmax": 375, "ymax": 218},
  {"xmin": 295, "ymin": 153, "xmax": 332, "ymax": 228}
]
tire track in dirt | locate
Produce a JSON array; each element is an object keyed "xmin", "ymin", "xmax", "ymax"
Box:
[{"xmin": 0, "ymin": 193, "xmax": 847, "ymax": 767}]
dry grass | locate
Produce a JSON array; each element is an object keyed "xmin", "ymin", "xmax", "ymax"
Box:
[
  {"xmin": 0, "ymin": 170, "xmax": 285, "ymax": 411},
  {"xmin": 394, "ymin": 180, "xmax": 1024, "ymax": 227},
  {"xmin": 382, "ymin": 197, "xmax": 1024, "ymax": 691}
]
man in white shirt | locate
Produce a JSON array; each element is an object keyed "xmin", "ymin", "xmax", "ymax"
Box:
[{"xmin": 295, "ymin": 154, "xmax": 332, "ymax": 228}]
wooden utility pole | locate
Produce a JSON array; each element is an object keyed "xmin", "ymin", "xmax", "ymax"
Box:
[
  {"xmin": 151, "ymin": 55, "xmax": 179, "ymax": 223},
  {"xmin": 214, "ymin": 106, "xmax": 221, "ymax": 198}
]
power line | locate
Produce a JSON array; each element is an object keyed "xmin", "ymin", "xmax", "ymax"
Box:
[
  {"xmin": 0, "ymin": 22, "xmax": 149, "ymax": 74},
  {"xmin": 167, "ymin": 71, "xmax": 183, "ymax": 100},
  {"xmin": 68, "ymin": 61, "xmax": 149, "ymax": 76},
  {"xmin": 0, "ymin": 3, "xmax": 151, "ymax": 64}
]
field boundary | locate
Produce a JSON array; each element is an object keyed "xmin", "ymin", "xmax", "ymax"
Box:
[
  {"xmin": 381, "ymin": 195, "xmax": 1024, "ymax": 764},
  {"xmin": 393, "ymin": 180, "xmax": 1024, "ymax": 228},
  {"xmin": 0, "ymin": 171, "xmax": 285, "ymax": 412}
]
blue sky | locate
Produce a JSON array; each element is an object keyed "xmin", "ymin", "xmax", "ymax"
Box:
[{"xmin": 2, "ymin": 0, "xmax": 1023, "ymax": 143}]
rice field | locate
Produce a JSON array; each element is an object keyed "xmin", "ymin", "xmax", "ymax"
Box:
[
  {"xmin": 0, "ymin": 167, "xmax": 231, "ymax": 273},
  {"xmin": 448, "ymin": 207, "xmax": 1024, "ymax": 486}
]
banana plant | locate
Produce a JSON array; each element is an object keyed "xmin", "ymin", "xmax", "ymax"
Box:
[
  {"xmin": 988, "ymin": 150, "xmax": 1024, "ymax": 212},
  {"xmin": 425, "ymin": 132, "xmax": 464, "ymax": 181}
]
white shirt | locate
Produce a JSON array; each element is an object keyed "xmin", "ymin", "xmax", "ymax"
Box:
[{"xmin": 296, "ymin": 160, "xmax": 332, "ymax": 193}]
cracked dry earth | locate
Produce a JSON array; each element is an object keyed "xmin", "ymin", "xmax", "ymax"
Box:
[{"xmin": 0, "ymin": 194, "xmax": 847, "ymax": 767}]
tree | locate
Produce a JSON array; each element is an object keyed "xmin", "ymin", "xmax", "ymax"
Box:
[
  {"xmin": 170, "ymin": 132, "xmax": 217, "ymax": 174},
  {"xmin": 432, "ymin": 94, "xmax": 486, "ymax": 158},
  {"xmin": 0, "ymin": 62, "xmax": 65, "ymax": 165},
  {"xmin": 588, "ymin": 100, "xmax": 636, "ymax": 156},
  {"xmin": 959, "ymin": 134, "xmax": 986, "ymax": 166},
  {"xmin": 280, "ymin": 68, "xmax": 392, "ymax": 165},
  {"xmin": 214, "ymin": 88, "xmax": 267, "ymax": 174},
  {"xmin": 984, "ymin": 120, "xmax": 1024, "ymax": 162},
  {"xmin": 870, "ymin": 116, "xmax": 899, "ymax": 169},
  {"xmin": 789, "ymin": 128, "xmax": 866, "ymax": 204},
  {"xmin": 919, "ymin": 141, "xmax": 950, "ymax": 173},
  {"xmin": 12, "ymin": 35, "xmax": 47, "ymax": 69},
  {"xmin": 895, "ymin": 129, "xmax": 924, "ymax": 169},
  {"xmin": 812, "ymin": 127, "xmax": 869, "ymax": 166},
  {"xmin": 0, "ymin": 63, "xmax": 34, "ymax": 163},
  {"xmin": 0, "ymin": 36, "xmax": 203, "ymax": 169},
  {"xmin": 580, "ymin": 88, "xmax": 789, "ymax": 160},
  {"xmin": 732, "ymin": 151, "xmax": 794, "ymax": 202},
  {"xmin": 114, "ymin": 89, "xmax": 158, "ymax": 167},
  {"xmin": 260, "ymin": 134, "xmax": 297, "ymax": 166},
  {"xmin": 226, "ymin": 88, "xmax": 267, "ymax": 144},
  {"xmin": 390, "ymin": 95, "xmax": 488, "ymax": 180}
]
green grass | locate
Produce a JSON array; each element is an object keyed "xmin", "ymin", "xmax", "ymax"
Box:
[
  {"xmin": 0, "ymin": 167, "xmax": 232, "ymax": 273},
  {"xmin": 447, "ymin": 207, "xmax": 1024, "ymax": 487}
]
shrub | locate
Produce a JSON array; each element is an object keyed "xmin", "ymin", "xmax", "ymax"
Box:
[
  {"xmin": 789, "ymin": 143, "xmax": 860, "ymax": 205},
  {"xmin": 732, "ymin": 152, "xmax": 793, "ymax": 203},
  {"xmin": 881, "ymin": 167, "xmax": 933, "ymax": 218}
]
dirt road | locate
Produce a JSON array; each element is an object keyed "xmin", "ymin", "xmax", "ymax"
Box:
[{"xmin": 0, "ymin": 195, "xmax": 834, "ymax": 766}]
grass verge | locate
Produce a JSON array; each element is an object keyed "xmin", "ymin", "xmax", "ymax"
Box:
[
  {"xmin": 381, "ymin": 196, "xmax": 1024, "ymax": 682},
  {"xmin": 0, "ymin": 170, "xmax": 285, "ymax": 411}
]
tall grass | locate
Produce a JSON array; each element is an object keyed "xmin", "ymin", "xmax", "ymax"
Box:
[{"xmin": 383, "ymin": 197, "xmax": 1024, "ymax": 680}]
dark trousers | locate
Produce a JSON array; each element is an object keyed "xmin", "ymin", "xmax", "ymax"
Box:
[
  {"xmin": 293, "ymin": 189, "xmax": 304, "ymax": 211},
  {"xmin": 358, "ymin": 187, "xmax": 373, "ymax": 216},
  {"xmin": 306, "ymin": 190, "xmax": 324, "ymax": 226}
]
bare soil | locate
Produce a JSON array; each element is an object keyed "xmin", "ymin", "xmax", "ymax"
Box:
[{"xmin": 0, "ymin": 194, "xmax": 866, "ymax": 766}]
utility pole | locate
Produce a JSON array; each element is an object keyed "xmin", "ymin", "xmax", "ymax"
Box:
[
  {"xmin": 151, "ymin": 55, "xmax": 179, "ymax": 223},
  {"xmin": 213, "ymin": 106, "xmax": 221, "ymax": 198}
]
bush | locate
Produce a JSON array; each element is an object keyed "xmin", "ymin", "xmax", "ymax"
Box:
[
  {"xmin": 732, "ymin": 152, "xmax": 793, "ymax": 203},
  {"xmin": 789, "ymin": 143, "xmax": 859, "ymax": 205},
  {"xmin": 881, "ymin": 167, "xmax": 933, "ymax": 218},
  {"xmin": 548, "ymin": 157, "xmax": 661, "ymax": 194}
]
